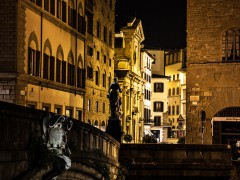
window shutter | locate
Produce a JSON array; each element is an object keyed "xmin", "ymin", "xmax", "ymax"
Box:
[
  {"xmin": 50, "ymin": 0, "xmax": 55, "ymax": 15},
  {"xmin": 62, "ymin": 1, "xmax": 66, "ymax": 22},
  {"xmin": 28, "ymin": 47, "xmax": 33, "ymax": 75},
  {"xmin": 43, "ymin": 54, "xmax": 49, "ymax": 79},
  {"xmin": 36, "ymin": 51, "xmax": 40, "ymax": 76},
  {"xmin": 50, "ymin": 56, "xmax": 55, "ymax": 81},
  {"xmin": 62, "ymin": 61, "xmax": 66, "ymax": 84}
]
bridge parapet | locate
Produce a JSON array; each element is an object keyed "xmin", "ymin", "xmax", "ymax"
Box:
[
  {"xmin": 119, "ymin": 144, "xmax": 232, "ymax": 179},
  {"xmin": 0, "ymin": 101, "xmax": 119, "ymax": 179}
]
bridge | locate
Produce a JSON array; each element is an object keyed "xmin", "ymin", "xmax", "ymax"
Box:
[{"xmin": 0, "ymin": 101, "xmax": 238, "ymax": 179}]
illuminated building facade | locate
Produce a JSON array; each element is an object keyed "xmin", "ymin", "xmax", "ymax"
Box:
[
  {"xmin": 187, "ymin": 0, "xmax": 240, "ymax": 144},
  {"xmin": 147, "ymin": 49, "xmax": 171, "ymax": 143},
  {"xmin": 84, "ymin": 0, "xmax": 115, "ymax": 130},
  {"xmin": 141, "ymin": 49, "xmax": 154, "ymax": 136},
  {"xmin": 165, "ymin": 49, "xmax": 186, "ymax": 143},
  {"xmin": 0, "ymin": 0, "xmax": 87, "ymax": 119},
  {"xmin": 115, "ymin": 18, "xmax": 145, "ymax": 143}
]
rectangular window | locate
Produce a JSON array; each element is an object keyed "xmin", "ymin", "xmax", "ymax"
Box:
[
  {"xmin": 172, "ymin": 106, "xmax": 175, "ymax": 115},
  {"xmin": 87, "ymin": 46, "xmax": 93, "ymax": 56},
  {"xmin": 62, "ymin": 61, "xmax": 66, "ymax": 84},
  {"xmin": 108, "ymin": 76, "xmax": 111, "ymax": 88},
  {"xmin": 44, "ymin": 0, "xmax": 49, "ymax": 11},
  {"xmin": 65, "ymin": 108, "xmax": 73, "ymax": 118},
  {"xmin": 76, "ymin": 110, "xmax": 82, "ymax": 121},
  {"xmin": 87, "ymin": 66, "xmax": 93, "ymax": 79},
  {"xmin": 42, "ymin": 104, "xmax": 51, "ymax": 111},
  {"xmin": 168, "ymin": 88, "xmax": 171, "ymax": 96},
  {"xmin": 50, "ymin": 56, "xmax": 55, "ymax": 81},
  {"xmin": 115, "ymin": 37, "xmax": 123, "ymax": 48},
  {"xmin": 154, "ymin": 116, "xmax": 161, "ymax": 126},
  {"xmin": 55, "ymin": 106, "xmax": 62, "ymax": 114},
  {"xmin": 96, "ymin": 101, "xmax": 99, "ymax": 112},
  {"xmin": 104, "ymin": 55, "xmax": 106, "ymax": 64},
  {"xmin": 176, "ymin": 105, "xmax": 179, "ymax": 115},
  {"xmin": 68, "ymin": 64, "xmax": 75, "ymax": 86},
  {"xmin": 154, "ymin": 101, "xmax": 164, "ymax": 112},
  {"xmin": 78, "ymin": 14, "xmax": 86, "ymax": 34},
  {"xmin": 62, "ymin": 1, "xmax": 66, "ymax": 22},
  {"xmin": 68, "ymin": 7, "xmax": 76, "ymax": 28},
  {"xmin": 103, "ymin": 26, "xmax": 107, "ymax": 43},
  {"xmin": 77, "ymin": 68, "xmax": 83, "ymax": 88},
  {"xmin": 154, "ymin": 83, "xmax": 164, "ymax": 92},
  {"xmin": 103, "ymin": 102, "xmax": 106, "ymax": 113},
  {"xmin": 177, "ymin": 87, "xmax": 180, "ymax": 95},
  {"xmin": 28, "ymin": 47, "xmax": 40, "ymax": 76},
  {"xmin": 102, "ymin": 73, "xmax": 106, "ymax": 87},
  {"xmin": 43, "ymin": 54, "xmax": 49, "ymax": 79},
  {"xmin": 88, "ymin": 99, "xmax": 91, "ymax": 111},
  {"xmin": 36, "ymin": 0, "xmax": 42, "ymax": 7},
  {"xmin": 50, "ymin": 0, "xmax": 55, "ymax": 15},
  {"xmin": 168, "ymin": 106, "xmax": 171, "ymax": 115},
  {"xmin": 95, "ymin": 71, "xmax": 99, "ymax": 85},
  {"xmin": 86, "ymin": 11, "xmax": 93, "ymax": 35},
  {"xmin": 57, "ymin": 0, "xmax": 61, "ymax": 18},
  {"xmin": 97, "ymin": 51, "xmax": 100, "ymax": 60}
]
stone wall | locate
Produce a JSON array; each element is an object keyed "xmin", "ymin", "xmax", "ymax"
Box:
[
  {"xmin": 0, "ymin": 101, "xmax": 119, "ymax": 179},
  {"xmin": 119, "ymin": 144, "xmax": 233, "ymax": 179},
  {"xmin": 186, "ymin": 0, "xmax": 240, "ymax": 144},
  {"xmin": 0, "ymin": 0, "xmax": 17, "ymax": 73}
]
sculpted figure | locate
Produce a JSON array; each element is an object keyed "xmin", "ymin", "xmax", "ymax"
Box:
[
  {"xmin": 42, "ymin": 114, "xmax": 73, "ymax": 180},
  {"xmin": 108, "ymin": 77, "xmax": 122, "ymax": 118}
]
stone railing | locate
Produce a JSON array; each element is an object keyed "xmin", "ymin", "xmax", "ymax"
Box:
[
  {"xmin": 119, "ymin": 144, "xmax": 232, "ymax": 179},
  {"xmin": 0, "ymin": 101, "xmax": 119, "ymax": 179}
]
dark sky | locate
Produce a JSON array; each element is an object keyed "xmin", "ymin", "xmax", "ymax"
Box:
[{"xmin": 115, "ymin": 0, "xmax": 186, "ymax": 49}]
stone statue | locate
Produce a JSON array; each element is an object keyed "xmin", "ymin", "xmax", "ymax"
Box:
[
  {"xmin": 108, "ymin": 77, "xmax": 122, "ymax": 118},
  {"xmin": 42, "ymin": 114, "xmax": 73, "ymax": 180}
]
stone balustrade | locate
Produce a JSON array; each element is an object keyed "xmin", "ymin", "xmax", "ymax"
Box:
[{"xmin": 0, "ymin": 101, "xmax": 119, "ymax": 179}]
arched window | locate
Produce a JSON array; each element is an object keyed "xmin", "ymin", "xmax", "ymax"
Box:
[
  {"xmin": 88, "ymin": 119, "xmax": 91, "ymax": 125},
  {"xmin": 102, "ymin": 70, "xmax": 106, "ymax": 88},
  {"xmin": 222, "ymin": 29, "xmax": 240, "ymax": 61},
  {"xmin": 172, "ymin": 88, "xmax": 175, "ymax": 96},
  {"xmin": 94, "ymin": 120, "xmax": 99, "ymax": 128},
  {"xmin": 77, "ymin": 55, "xmax": 84, "ymax": 88},
  {"xmin": 100, "ymin": 121, "xmax": 106, "ymax": 131},
  {"xmin": 43, "ymin": 39, "xmax": 54, "ymax": 80},
  {"xmin": 95, "ymin": 67, "xmax": 100, "ymax": 86},
  {"xmin": 68, "ymin": 0, "xmax": 76, "ymax": 28},
  {"xmin": 78, "ymin": 2, "xmax": 86, "ymax": 34},
  {"xmin": 28, "ymin": 32, "xmax": 40, "ymax": 77},
  {"xmin": 56, "ymin": 45, "xmax": 64, "ymax": 83},
  {"xmin": 67, "ymin": 51, "xmax": 75, "ymax": 86}
]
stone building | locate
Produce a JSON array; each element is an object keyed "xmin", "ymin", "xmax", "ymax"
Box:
[
  {"xmin": 187, "ymin": 0, "xmax": 240, "ymax": 144},
  {"xmin": 0, "ymin": 0, "xmax": 87, "ymax": 119},
  {"xmin": 141, "ymin": 49, "xmax": 154, "ymax": 136},
  {"xmin": 146, "ymin": 49, "xmax": 170, "ymax": 142},
  {"xmin": 84, "ymin": 0, "xmax": 115, "ymax": 130},
  {"xmin": 115, "ymin": 18, "xmax": 145, "ymax": 143},
  {"xmin": 165, "ymin": 49, "xmax": 186, "ymax": 143}
]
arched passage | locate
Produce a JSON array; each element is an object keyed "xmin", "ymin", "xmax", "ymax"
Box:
[{"xmin": 212, "ymin": 107, "xmax": 240, "ymax": 145}]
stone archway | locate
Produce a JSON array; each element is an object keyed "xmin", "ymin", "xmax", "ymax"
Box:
[{"xmin": 212, "ymin": 107, "xmax": 240, "ymax": 145}]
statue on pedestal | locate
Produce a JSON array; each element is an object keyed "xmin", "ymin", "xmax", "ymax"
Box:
[
  {"xmin": 108, "ymin": 77, "xmax": 122, "ymax": 118},
  {"xmin": 106, "ymin": 77, "xmax": 123, "ymax": 142}
]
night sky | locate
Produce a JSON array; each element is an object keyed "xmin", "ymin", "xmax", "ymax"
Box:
[{"xmin": 115, "ymin": 0, "xmax": 186, "ymax": 49}]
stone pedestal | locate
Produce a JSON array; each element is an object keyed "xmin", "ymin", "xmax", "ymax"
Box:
[{"xmin": 106, "ymin": 117, "xmax": 122, "ymax": 142}]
